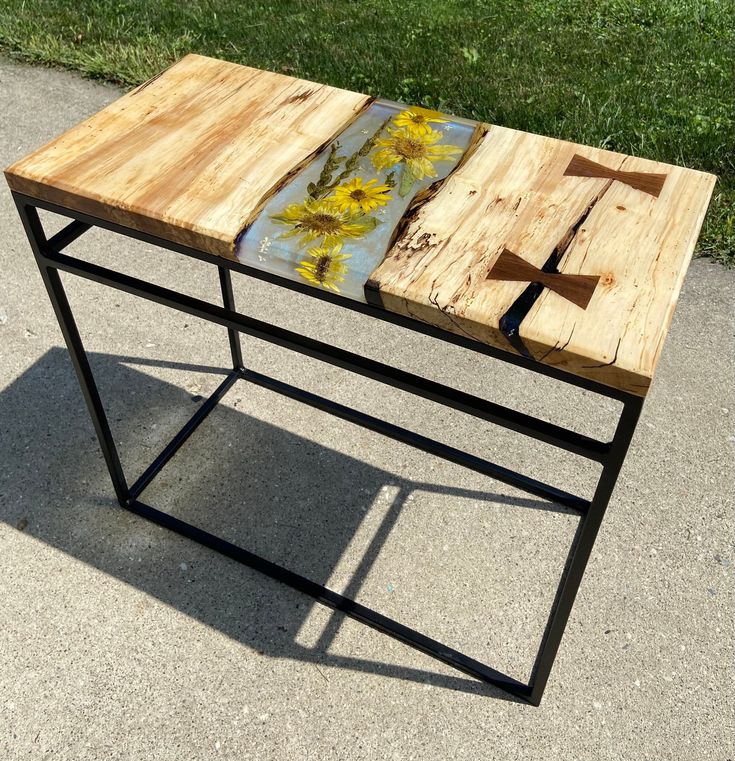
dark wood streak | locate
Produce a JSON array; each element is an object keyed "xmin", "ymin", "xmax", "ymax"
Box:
[{"xmin": 285, "ymin": 88, "xmax": 316, "ymax": 104}]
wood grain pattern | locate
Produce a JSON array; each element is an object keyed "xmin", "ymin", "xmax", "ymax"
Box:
[
  {"xmin": 366, "ymin": 126, "xmax": 625, "ymax": 348},
  {"xmin": 520, "ymin": 156, "xmax": 716, "ymax": 393},
  {"xmin": 367, "ymin": 125, "xmax": 716, "ymax": 394},
  {"xmin": 4, "ymin": 54, "xmax": 371, "ymax": 258}
]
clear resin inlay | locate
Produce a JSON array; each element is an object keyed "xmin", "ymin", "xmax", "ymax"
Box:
[{"xmin": 235, "ymin": 100, "xmax": 477, "ymax": 301}]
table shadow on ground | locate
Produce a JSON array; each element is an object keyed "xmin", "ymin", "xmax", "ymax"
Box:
[{"xmin": 0, "ymin": 348, "xmax": 577, "ymax": 702}]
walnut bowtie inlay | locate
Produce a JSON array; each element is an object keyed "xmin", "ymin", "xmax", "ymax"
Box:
[
  {"xmin": 564, "ymin": 154, "xmax": 667, "ymax": 197},
  {"xmin": 487, "ymin": 248, "xmax": 600, "ymax": 310}
]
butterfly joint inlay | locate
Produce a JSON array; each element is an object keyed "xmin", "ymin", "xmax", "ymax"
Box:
[
  {"xmin": 565, "ymin": 154, "xmax": 667, "ymax": 197},
  {"xmin": 487, "ymin": 249, "xmax": 600, "ymax": 310}
]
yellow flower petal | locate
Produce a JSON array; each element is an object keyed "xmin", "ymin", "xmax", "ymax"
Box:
[
  {"xmin": 394, "ymin": 107, "xmax": 448, "ymax": 137},
  {"xmin": 295, "ymin": 244, "xmax": 352, "ymax": 292},
  {"xmin": 370, "ymin": 126, "xmax": 462, "ymax": 179},
  {"xmin": 270, "ymin": 198, "xmax": 376, "ymax": 247},
  {"xmin": 331, "ymin": 176, "xmax": 392, "ymax": 214}
]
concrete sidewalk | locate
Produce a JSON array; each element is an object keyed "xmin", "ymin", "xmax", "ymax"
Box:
[{"xmin": 0, "ymin": 58, "xmax": 732, "ymax": 760}]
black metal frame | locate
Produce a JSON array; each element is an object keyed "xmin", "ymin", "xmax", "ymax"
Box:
[{"xmin": 12, "ymin": 190, "xmax": 643, "ymax": 705}]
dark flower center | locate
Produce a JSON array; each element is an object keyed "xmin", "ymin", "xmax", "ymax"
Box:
[
  {"xmin": 349, "ymin": 189, "xmax": 367, "ymax": 201},
  {"xmin": 394, "ymin": 137, "xmax": 426, "ymax": 160},
  {"xmin": 302, "ymin": 212, "xmax": 342, "ymax": 234},
  {"xmin": 314, "ymin": 255, "xmax": 331, "ymax": 281}
]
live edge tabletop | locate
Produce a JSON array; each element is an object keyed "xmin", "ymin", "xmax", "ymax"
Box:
[{"xmin": 5, "ymin": 54, "xmax": 716, "ymax": 396}]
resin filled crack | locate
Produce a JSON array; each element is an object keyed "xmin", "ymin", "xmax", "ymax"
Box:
[{"xmin": 494, "ymin": 181, "xmax": 614, "ymax": 358}]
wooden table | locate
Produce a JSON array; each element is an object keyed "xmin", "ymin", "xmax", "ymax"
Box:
[{"xmin": 6, "ymin": 54, "xmax": 715, "ymax": 704}]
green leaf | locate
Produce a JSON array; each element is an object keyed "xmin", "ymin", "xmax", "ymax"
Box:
[
  {"xmin": 398, "ymin": 164, "xmax": 416, "ymax": 197},
  {"xmin": 360, "ymin": 215, "xmax": 381, "ymax": 230}
]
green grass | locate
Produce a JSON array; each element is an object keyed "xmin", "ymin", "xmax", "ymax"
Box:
[{"xmin": 1, "ymin": 0, "xmax": 732, "ymax": 263}]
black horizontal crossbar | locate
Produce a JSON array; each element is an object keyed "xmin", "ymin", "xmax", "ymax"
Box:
[
  {"xmin": 238, "ymin": 367, "xmax": 589, "ymax": 512},
  {"xmin": 43, "ymin": 247, "xmax": 609, "ymax": 464},
  {"xmin": 127, "ymin": 496, "xmax": 529, "ymax": 699},
  {"xmin": 47, "ymin": 219, "xmax": 92, "ymax": 252},
  {"xmin": 127, "ymin": 362, "xmax": 588, "ymax": 513}
]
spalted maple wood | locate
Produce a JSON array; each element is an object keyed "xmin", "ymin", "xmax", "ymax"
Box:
[
  {"xmin": 4, "ymin": 54, "xmax": 371, "ymax": 258},
  {"xmin": 368, "ymin": 125, "xmax": 715, "ymax": 395},
  {"xmin": 520, "ymin": 157, "xmax": 716, "ymax": 393}
]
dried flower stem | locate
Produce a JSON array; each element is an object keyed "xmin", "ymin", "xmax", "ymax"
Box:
[{"xmin": 307, "ymin": 117, "xmax": 391, "ymax": 200}]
